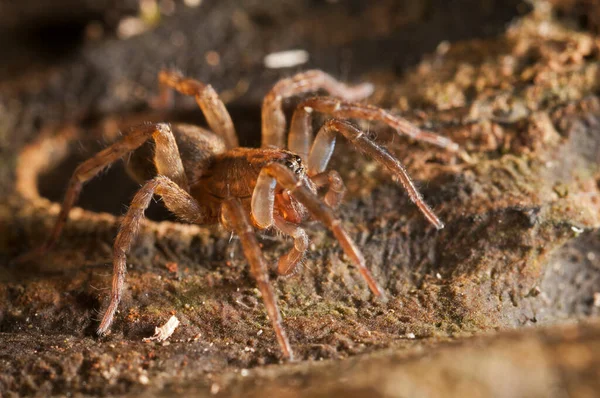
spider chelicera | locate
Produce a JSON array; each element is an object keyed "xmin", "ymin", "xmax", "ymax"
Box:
[{"xmin": 22, "ymin": 69, "xmax": 459, "ymax": 360}]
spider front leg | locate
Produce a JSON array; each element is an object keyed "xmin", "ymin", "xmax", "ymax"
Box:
[
  {"xmin": 15, "ymin": 123, "xmax": 187, "ymax": 263},
  {"xmin": 262, "ymin": 70, "xmax": 374, "ymax": 148},
  {"xmin": 308, "ymin": 118, "xmax": 444, "ymax": 229},
  {"xmin": 157, "ymin": 69, "xmax": 239, "ymax": 149},
  {"xmin": 98, "ymin": 176, "xmax": 207, "ymax": 335},
  {"xmin": 221, "ymin": 198, "xmax": 294, "ymax": 360},
  {"xmin": 272, "ymin": 216, "xmax": 309, "ymax": 276},
  {"xmin": 254, "ymin": 163, "xmax": 387, "ymax": 300},
  {"xmin": 310, "ymin": 170, "xmax": 346, "ymax": 209},
  {"xmin": 288, "ymin": 96, "xmax": 460, "ymax": 162}
]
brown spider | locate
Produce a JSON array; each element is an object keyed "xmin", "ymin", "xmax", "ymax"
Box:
[{"xmin": 22, "ymin": 69, "xmax": 459, "ymax": 361}]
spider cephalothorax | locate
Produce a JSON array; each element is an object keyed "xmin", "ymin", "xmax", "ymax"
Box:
[{"xmin": 19, "ymin": 69, "xmax": 460, "ymax": 361}]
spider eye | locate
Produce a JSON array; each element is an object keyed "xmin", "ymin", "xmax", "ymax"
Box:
[{"xmin": 283, "ymin": 157, "xmax": 304, "ymax": 174}]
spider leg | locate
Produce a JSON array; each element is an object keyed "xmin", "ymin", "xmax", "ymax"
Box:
[
  {"xmin": 157, "ymin": 69, "xmax": 238, "ymax": 149},
  {"xmin": 221, "ymin": 198, "xmax": 294, "ymax": 361},
  {"xmin": 250, "ymin": 171, "xmax": 309, "ymax": 276},
  {"xmin": 309, "ymin": 118, "xmax": 444, "ymax": 229},
  {"xmin": 288, "ymin": 96, "xmax": 460, "ymax": 162},
  {"xmin": 14, "ymin": 123, "xmax": 187, "ymax": 264},
  {"xmin": 262, "ymin": 70, "xmax": 374, "ymax": 149},
  {"xmin": 98, "ymin": 175, "xmax": 207, "ymax": 335},
  {"xmin": 273, "ymin": 216, "xmax": 309, "ymax": 276},
  {"xmin": 309, "ymin": 170, "xmax": 346, "ymax": 209},
  {"xmin": 255, "ymin": 163, "xmax": 387, "ymax": 301}
]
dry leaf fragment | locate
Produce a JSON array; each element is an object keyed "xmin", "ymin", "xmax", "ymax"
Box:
[{"xmin": 143, "ymin": 315, "xmax": 180, "ymax": 342}]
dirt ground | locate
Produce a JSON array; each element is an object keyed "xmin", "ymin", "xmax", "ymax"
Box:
[{"xmin": 1, "ymin": 0, "xmax": 600, "ymax": 396}]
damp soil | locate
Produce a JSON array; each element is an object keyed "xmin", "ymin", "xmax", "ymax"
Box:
[{"xmin": 1, "ymin": 0, "xmax": 600, "ymax": 396}]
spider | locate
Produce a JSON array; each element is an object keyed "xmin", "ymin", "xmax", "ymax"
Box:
[{"xmin": 23, "ymin": 69, "xmax": 459, "ymax": 361}]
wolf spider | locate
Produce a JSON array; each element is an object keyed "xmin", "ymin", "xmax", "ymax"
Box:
[{"xmin": 24, "ymin": 69, "xmax": 459, "ymax": 360}]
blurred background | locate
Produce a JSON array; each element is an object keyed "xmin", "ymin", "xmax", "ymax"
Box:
[
  {"xmin": 0, "ymin": 0, "xmax": 529, "ymax": 216},
  {"xmin": 0, "ymin": 0, "xmax": 529, "ymax": 122}
]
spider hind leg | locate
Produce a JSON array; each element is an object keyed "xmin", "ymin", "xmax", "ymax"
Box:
[
  {"xmin": 15, "ymin": 123, "xmax": 189, "ymax": 264},
  {"xmin": 98, "ymin": 175, "xmax": 207, "ymax": 335}
]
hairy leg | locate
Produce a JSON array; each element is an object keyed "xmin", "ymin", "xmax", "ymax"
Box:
[
  {"xmin": 288, "ymin": 96, "xmax": 460, "ymax": 162},
  {"xmin": 98, "ymin": 175, "xmax": 207, "ymax": 335},
  {"xmin": 256, "ymin": 163, "xmax": 387, "ymax": 301},
  {"xmin": 158, "ymin": 69, "xmax": 239, "ymax": 149},
  {"xmin": 308, "ymin": 118, "xmax": 444, "ymax": 229},
  {"xmin": 262, "ymin": 70, "xmax": 374, "ymax": 149},
  {"xmin": 221, "ymin": 198, "xmax": 294, "ymax": 360},
  {"xmin": 15, "ymin": 123, "xmax": 187, "ymax": 263}
]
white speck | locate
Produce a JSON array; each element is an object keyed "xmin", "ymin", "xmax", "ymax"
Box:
[
  {"xmin": 241, "ymin": 369, "xmax": 249, "ymax": 377},
  {"xmin": 117, "ymin": 17, "xmax": 148, "ymax": 39},
  {"xmin": 303, "ymin": 106, "xmax": 314, "ymax": 113},
  {"xmin": 436, "ymin": 40, "xmax": 450, "ymax": 55},
  {"xmin": 139, "ymin": 374, "xmax": 150, "ymax": 385},
  {"xmin": 210, "ymin": 383, "xmax": 220, "ymax": 394},
  {"xmin": 406, "ymin": 333, "xmax": 416, "ymax": 339},
  {"xmin": 264, "ymin": 49, "xmax": 309, "ymax": 69},
  {"xmin": 571, "ymin": 226, "xmax": 584, "ymax": 234},
  {"xmin": 257, "ymin": 329, "xmax": 263, "ymax": 336},
  {"xmin": 587, "ymin": 252, "xmax": 596, "ymax": 261},
  {"xmin": 594, "ymin": 293, "xmax": 600, "ymax": 307},
  {"xmin": 436, "ymin": 273, "xmax": 442, "ymax": 280},
  {"xmin": 184, "ymin": 0, "xmax": 202, "ymax": 7},
  {"xmin": 143, "ymin": 315, "xmax": 180, "ymax": 342},
  {"xmin": 101, "ymin": 367, "xmax": 119, "ymax": 380},
  {"xmin": 539, "ymin": 21, "xmax": 550, "ymax": 36}
]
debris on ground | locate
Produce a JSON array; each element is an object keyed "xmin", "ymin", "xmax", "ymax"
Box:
[{"xmin": 143, "ymin": 315, "xmax": 180, "ymax": 343}]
